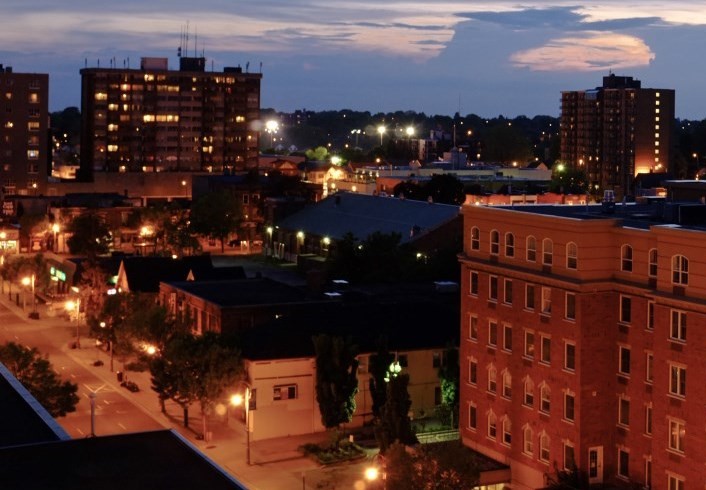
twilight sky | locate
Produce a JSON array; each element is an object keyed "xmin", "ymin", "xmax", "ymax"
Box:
[{"xmin": 2, "ymin": 1, "xmax": 705, "ymax": 118}]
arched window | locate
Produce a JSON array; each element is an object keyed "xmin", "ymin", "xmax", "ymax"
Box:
[
  {"xmin": 487, "ymin": 365, "xmax": 497, "ymax": 393},
  {"xmin": 621, "ymin": 244, "xmax": 633, "ymax": 272},
  {"xmin": 502, "ymin": 417, "xmax": 512, "ymax": 445},
  {"xmin": 505, "ymin": 232, "xmax": 515, "ymax": 257},
  {"xmin": 672, "ymin": 255, "xmax": 689, "ymax": 285},
  {"xmin": 487, "ymin": 411, "xmax": 497, "ymax": 439},
  {"xmin": 542, "ymin": 238, "xmax": 553, "ymax": 266},
  {"xmin": 566, "ymin": 242, "xmax": 578, "ymax": 270},
  {"xmin": 648, "ymin": 248, "xmax": 658, "ymax": 277},
  {"xmin": 502, "ymin": 370, "xmax": 512, "ymax": 399},
  {"xmin": 540, "ymin": 383, "xmax": 551, "ymax": 413},
  {"xmin": 526, "ymin": 236, "xmax": 536, "ymax": 262},
  {"xmin": 470, "ymin": 226, "xmax": 480, "ymax": 251},
  {"xmin": 490, "ymin": 229, "xmax": 500, "ymax": 255},
  {"xmin": 539, "ymin": 432, "xmax": 550, "ymax": 462},
  {"xmin": 524, "ymin": 377, "xmax": 534, "ymax": 407},
  {"xmin": 523, "ymin": 426, "xmax": 534, "ymax": 455}
]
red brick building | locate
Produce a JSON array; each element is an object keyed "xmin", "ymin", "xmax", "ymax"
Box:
[{"xmin": 459, "ymin": 201, "xmax": 706, "ymax": 489}]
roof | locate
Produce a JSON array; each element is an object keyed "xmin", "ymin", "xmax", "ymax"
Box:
[
  {"xmin": 240, "ymin": 283, "xmax": 460, "ymax": 360},
  {"xmin": 276, "ymin": 191, "xmax": 460, "ymax": 244},
  {"xmin": 119, "ymin": 256, "xmax": 243, "ymax": 293},
  {"xmin": 162, "ymin": 277, "xmax": 323, "ymax": 308},
  {"xmin": 0, "ymin": 430, "xmax": 247, "ymax": 490}
]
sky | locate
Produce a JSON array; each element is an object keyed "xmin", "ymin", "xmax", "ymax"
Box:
[{"xmin": 1, "ymin": 1, "xmax": 706, "ymax": 119}]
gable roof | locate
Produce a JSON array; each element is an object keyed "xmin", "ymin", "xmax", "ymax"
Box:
[
  {"xmin": 118, "ymin": 256, "xmax": 216, "ymax": 293},
  {"xmin": 276, "ymin": 191, "xmax": 460, "ymax": 244}
]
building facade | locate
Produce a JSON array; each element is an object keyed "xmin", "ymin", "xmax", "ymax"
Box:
[
  {"xmin": 459, "ymin": 202, "xmax": 706, "ymax": 489},
  {"xmin": 79, "ymin": 56, "xmax": 261, "ymax": 180},
  {"xmin": 560, "ymin": 75, "xmax": 674, "ymax": 199},
  {"xmin": 0, "ymin": 65, "xmax": 49, "ymax": 196}
]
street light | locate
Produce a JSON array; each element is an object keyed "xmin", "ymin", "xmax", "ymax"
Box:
[
  {"xmin": 66, "ymin": 287, "xmax": 81, "ymax": 348},
  {"xmin": 230, "ymin": 383, "xmax": 252, "ymax": 465},
  {"xmin": 377, "ymin": 125, "xmax": 386, "ymax": 146},
  {"xmin": 100, "ymin": 321, "xmax": 114, "ymax": 372},
  {"xmin": 21, "ymin": 274, "xmax": 36, "ymax": 316},
  {"xmin": 365, "ymin": 453, "xmax": 386, "ymax": 489},
  {"xmin": 265, "ymin": 120, "xmax": 279, "ymax": 148},
  {"xmin": 51, "ymin": 223, "xmax": 60, "ymax": 252},
  {"xmin": 351, "ymin": 129, "xmax": 361, "ymax": 147}
]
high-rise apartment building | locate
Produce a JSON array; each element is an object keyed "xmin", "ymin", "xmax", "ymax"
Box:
[
  {"xmin": 0, "ymin": 65, "xmax": 49, "ymax": 196},
  {"xmin": 79, "ymin": 56, "xmax": 261, "ymax": 181},
  {"xmin": 560, "ymin": 75, "xmax": 674, "ymax": 199},
  {"xmin": 459, "ymin": 201, "xmax": 705, "ymax": 489}
]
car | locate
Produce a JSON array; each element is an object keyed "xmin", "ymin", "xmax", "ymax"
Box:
[{"xmin": 121, "ymin": 380, "xmax": 140, "ymax": 392}]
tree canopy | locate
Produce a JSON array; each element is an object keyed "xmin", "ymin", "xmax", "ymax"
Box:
[
  {"xmin": 66, "ymin": 212, "xmax": 112, "ymax": 257},
  {"xmin": 374, "ymin": 371, "xmax": 417, "ymax": 453},
  {"xmin": 189, "ymin": 190, "xmax": 242, "ymax": 252},
  {"xmin": 0, "ymin": 341, "xmax": 79, "ymax": 417},
  {"xmin": 313, "ymin": 334, "xmax": 359, "ymax": 430}
]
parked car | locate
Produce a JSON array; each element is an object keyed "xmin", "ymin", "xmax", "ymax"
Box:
[{"xmin": 121, "ymin": 380, "xmax": 140, "ymax": 392}]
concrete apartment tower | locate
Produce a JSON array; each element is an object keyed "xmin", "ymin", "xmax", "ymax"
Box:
[
  {"xmin": 560, "ymin": 75, "xmax": 674, "ymax": 200},
  {"xmin": 0, "ymin": 65, "xmax": 49, "ymax": 196},
  {"xmin": 79, "ymin": 55, "xmax": 262, "ymax": 181}
]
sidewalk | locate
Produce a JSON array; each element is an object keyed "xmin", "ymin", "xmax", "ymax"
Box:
[{"xmin": 0, "ymin": 284, "xmax": 375, "ymax": 489}]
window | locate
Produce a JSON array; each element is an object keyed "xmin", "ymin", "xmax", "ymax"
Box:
[
  {"xmin": 539, "ymin": 433, "xmax": 550, "ymax": 462},
  {"xmin": 618, "ymin": 396, "xmax": 630, "ymax": 427},
  {"xmin": 469, "ymin": 271, "xmax": 479, "ymax": 295},
  {"xmin": 505, "ymin": 232, "xmax": 515, "ymax": 257},
  {"xmin": 502, "ymin": 371, "xmax": 512, "ymax": 398},
  {"xmin": 648, "ymin": 248, "xmax": 658, "ymax": 277},
  {"xmin": 489, "ymin": 275, "xmax": 498, "ymax": 301},
  {"xmin": 645, "ymin": 404, "xmax": 652, "ymax": 435},
  {"xmin": 620, "ymin": 295, "xmax": 631, "ymax": 324},
  {"xmin": 503, "ymin": 324, "xmax": 512, "ymax": 352},
  {"xmin": 469, "ymin": 315, "xmax": 478, "ymax": 341},
  {"xmin": 621, "ymin": 244, "xmax": 633, "ymax": 272},
  {"xmin": 566, "ymin": 242, "xmax": 577, "ymax": 269},
  {"xmin": 490, "ymin": 230, "xmax": 499, "ymax": 255},
  {"xmin": 503, "ymin": 279, "xmax": 513, "ymax": 305},
  {"xmin": 542, "ymin": 238, "xmax": 553, "ymax": 265},
  {"xmin": 526, "ymin": 236, "xmax": 536, "ymax": 262},
  {"xmin": 541, "ymin": 287, "xmax": 552, "ymax": 314},
  {"xmin": 645, "ymin": 459, "xmax": 652, "ymax": 489},
  {"xmin": 487, "ymin": 412, "xmax": 497, "ymax": 439},
  {"xmin": 523, "ymin": 426, "xmax": 533, "ymax": 455},
  {"xmin": 645, "ymin": 352, "xmax": 653, "ymax": 383},
  {"xmin": 670, "ymin": 309, "xmax": 686, "ymax": 342},
  {"xmin": 618, "ymin": 346, "xmax": 631, "ymax": 376},
  {"xmin": 565, "ymin": 293, "xmax": 576, "ymax": 320},
  {"xmin": 668, "ymin": 475, "xmax": 685, "ymax": 490},
  {"xmin": 540, "ymin": 336, "xmax": 551, "ymax": 364},
  {"xmin": 668, "ymin": 419, "xmax": 685, "ymax": 453},
  {"xmin": 468, "ymin": 404, "xmax": 477, "ymax": 430},
  {"xmin": 470, "ymin": 227, "xmax": 480, "ymax": 250},
  {"xmin": 564, "ymin": 392, "xmax": 575, "ymax": 422},
  {"xmin": 468, "ymin": 359, "xmax": 477, "ymax": 385},
  {"xmin": 487, "ymin": 366, "xmax": 497, "ymax": 393},
  {"xmin": 540, "ymin": 384, "xmax": 551, "ymax": 413},
  {"xmin": 563, "ymin": 442, "xmax": 575, "ymax": 470},
  {"xmin": 524, "ymin": 378, "xmax": 534, "ymax": 407},
  {"xmin": 671, "ymin": 255, "xmax": 688, "ymax": 285},
  {"xmin": 273, "ymin": 384, "xmax": 297, "ymax": 400},
  {"xmin": 525, "ymin": 284, "xmax": 535, "ymax": 310},
  {"xmin": 618, "ymin": 448, "xmax": 629, "ymax": 478},
  {"xmin": 524, "ymin": 330, "xmax": 535, "ymax": 359},
  {"xmin": 564, "ymin": 342, "xmax": 576, "ymax": 371},
  {"xmin": 488, "ymin": 321, "xmax": 498, "ymax": 347},
  {"xmin": 669, "ymin": 364, "xmax": 686, "ymax": 397},
  {"xmin": 502, "ymin": 417, "xmax": 512, "ymax": 445},
  {"xmin": 647, "ymin": 301, "xmax": 655, "ymax": 330}
]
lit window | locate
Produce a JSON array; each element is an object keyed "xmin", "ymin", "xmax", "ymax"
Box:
[
  {"xmin": 107, "ymin": 144, "xmax": 118, "ymax": 152},
  {"xmin": 470, "ymin": 226, "xmax": 480, "ymax": 250},
  {"xmin": 505, "ymin": 232, "xmax": 514, "ymax": 257},
  {"xmin": 526, "ymin": 236, "xmax": 536, "ymax": 262},
  {"xmin": 28, "ymin": 93, "xmax": 38, "ymax": 104},
  {"xmin": 273, "ymin": 384, "xmax": 297, "ymax": 400},
  {"xmin": 542, "ymin": 238, "xmax": 553, "ymax": 265},
  {"xmin": 668, "ymin": 419, "xmax": 685, "ymax": 453},
  {"xmin": 541, "ymin": 287, "xmax": 551, "ymax": 314},
  {"xmin": 671, "ymin": 255, "xmax": 688, "ymax": 285},
  {"xmin": 566, "ymin": 242, "xmax": 577, "ymax": 269},
  {"xmin": 669, "ymin": 364, "xmax": 686, "ymax": 397},
  {"xmin": 618, "ymin": 346, "xmax": 630, "ymax": 376},
  {"xmin": 95, "ymin": 92, "xmax": 107, "ymax": 101},
  {"xmin": 621, "ymin": 244, "xmax": 633, "ymax": 272},
  {"xmin": 648, "ymin": 248, "xmax": 658, "ymax": 277},
  {"xmin": 670, "ymin": 309, "xmax": 686, "ymax": 342},
  {"xmin": 490, "ymin": 230, "xmax": 499, "ymax": 255}
]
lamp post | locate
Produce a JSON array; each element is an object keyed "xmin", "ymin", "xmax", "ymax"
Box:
[
  {"xmin": 230, "ymin": 383, "xmax": 252, "ymax": 465},
  {"xmin": 21, "ymin": 274, "xmax": 36, "ymax": 316},
  {"xmin": 51, "ymin": 223, "xmax": 60, "ymax": 252},
  {"xmin": 100, "ymin": 321, "xmax": 114, "ymax": 372},
  {"xmin": 377, "ymin": 125, "xmax": 386, "ymax": 146},
  {"xmin": 265, "ymin": 120, "xmax": 279, "ymax": 148},
  {"xmin": 66, "ymin": 287, "xmax": 81, "ymax": 348},
  {"xmin": 365, "ymin": 453, "xmax": 386, "ymax": 489}
]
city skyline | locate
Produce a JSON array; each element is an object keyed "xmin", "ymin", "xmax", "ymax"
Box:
[{"xmin": 2, "ymin": 2, "xmax": 705, "ymax": 118}]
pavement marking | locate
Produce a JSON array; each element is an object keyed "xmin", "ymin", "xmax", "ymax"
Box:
[
  {"xmin": 76, "ymin": 428, "xmax": 85, "ymax": 436},
  {"xmin": 118, "ymin": 423, "xmax": 127, "ymax": 430}
]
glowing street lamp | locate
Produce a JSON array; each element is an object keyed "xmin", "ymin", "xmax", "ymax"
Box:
[
  {"xmin": 230, "ymin": 384, "xmax": 253, "ymax": 465},
  {"xmin": 365, "ymin": 453, "xmax": 386, "ymax": 488},
  {"xmin": 51, "ymin": 223, "xmax": 60, "ymax": 252},
  {"xmin": 405, "ymin": 126, "xmax": 415, "ymax": 138},
  {"xmin": 265, "ymin": 120, "xmax": 279, "ymax": 148},
  {"xmin": 21, "ymin": 274, "xmax": 35, "ymax": 312},
  {"xmin": 66, "ymin": 287, "xmax": 81, "ymax": 348},
  {"xmin": 377, "ymin": 125, "xmax": 386, "ymax": 146}
]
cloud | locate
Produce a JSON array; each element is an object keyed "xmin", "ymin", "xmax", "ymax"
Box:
[{"xmin": 510, "ymin": 31, "xmax": 655, "ymax": 71}]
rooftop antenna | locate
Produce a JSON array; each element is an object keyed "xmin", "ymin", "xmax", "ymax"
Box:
[
  {"xmin": 259, "ymin": 61, "xmax": 262, "ymax": 73},
  {"xmin": 185, "ymin": 21, "xmax": 190, "ymax": 56},
  {"xmin": 194, "ymin": 25, "xmax": 197, "ymax": 58},
  {"xmin": 246, "ymin": 61, "xmax": 250, "ymax": 73}
]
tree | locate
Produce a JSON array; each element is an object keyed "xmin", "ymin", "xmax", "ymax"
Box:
[
  {"xmin": 481, "ymin": 123, "xmax": 533, "ymax": 164},
  {"xmin": 189, "ymin": 190, "xmax": 242, "ymax": 253},
  {"xmin": 424, "ymin": 174, "xmax": 466, "ymax": 205},
  {"xmin": 0, "ymin": 341, "xmax": 79, "ymax": 417},
  {"xmin": 436, "ymin": 346, "xmax": 459, "ymax": 428},
  {"xmin": 550, "ymin": 165, "xmax": 588, "ymax": 194},
  {"xmin": 66, "ymin": 212, "xmax": 112, "ymax": 257},
  {"xmin": 305, "ymin": 146, "xmax": 329, "ymax": 161},
  {"xmin": 313, "ymin": 334, "xmax": 359, "ymax": 436},
  {"xmin": 368, "ymin": 336, "xmax": 394, "ymax": 418},
  {"xmin": 375, "ymin": 370, "xmax": 417, "ymax": 453},
  {"xmin": 79, "ymin": 259, "xmax": 108, "ymax": 327}
]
